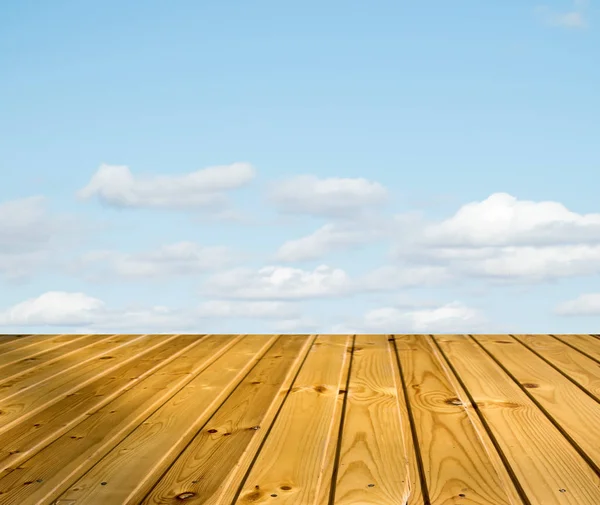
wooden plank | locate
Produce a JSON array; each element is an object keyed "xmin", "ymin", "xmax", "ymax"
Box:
[
  {"xmin": 0, "ymin": 334, "xmax": 243, "ymax": 505},
  {"xmin": 331, "ymin": 334, "xmax": 412, "ymax": 505},
  {"xmin": 0, "ymin": 334, "xmax": 139, "ymax": 401},
  {"xmin": 0, "ymin": 334, "xmax": 60, "ymax": 353},
  {"xmin": 474, "ymin": 335, "xmax": 600, "ymax": 471},
  {"xmin": 0, "ymin": 334, "xmax": 116, "ymax": 384},
  {"xmin": 0, "ymin": 334, "xmax": 163, "ymax": 433},
  {"xmin": 0, "ymin": 334, "xmax": 208, "ymax": 474},
  {"xmin": 395, "ymin": 335, "xmax": 519, "ymax": 505},
  {"xmin": 54, "ymin": 334, "xmax": 277, "ymax": 505},
  {"xmin": 553, "ymin": 335, "xmax": 600, "ymax": 362},
  {"xmin": 140, "ymin": 334, "xmax": 314, "ymax": 505},
  {"xmin": 0, "ymin": 334, "xmax": 90, "ymax": 365},
  {"xmin": 0, "ymin": 335, "xmax": 29, "ymax": 345},
  {"xmin": 435, "ymin": 334, "xmax": 600, "ymax": 505},
  {"xmin": 515, "ymin": 334, "xmax": 600, "ymax": 401},
  {"xmin": 388, "ymin": 335, "xmax": 426, "ymax": 505},
  {"xmin": 233, "ymin": 334, "xmax": 352, "ymax": 505}
]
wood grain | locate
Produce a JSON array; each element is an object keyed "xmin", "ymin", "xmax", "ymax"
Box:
[
  {"xmin": 397, "ymin": 335, "xmax": 519, "ymax": 505},
  {"xmin": 0, "ymin": 334, "xmax": 206, "ymax": 474},
  {"xmin": 436, "ymin": 334, "xmax": 600, "ymax": 505},
  {"xmin": 514, "ymin": 334, "xmax": 600, "ymax": 401},
  {"xmin": 474, "ymin": 335, "xmax": 600, "ymax": 471},
  {"xmin": 141, "ymin": 334, "xmax": 314, "ymax": 505},
  {"xmin": 234, "ymin": 334, "xmax": 352, "ymax": 505},
  {"xmin": 0, "ymin": 335, "xmax": 242, "ymax": 505},
  {"xmin": 54, "ymin": 334, "xmax": 277, "ymax": 505},
  {"xmin": 329, "ymin": 334, "xmax": 410, "ymax": 504},
  {"xmin": 0, "ymin": 333, "xmax": 161, "ymax": 433},
  {"xmin": 553, "ymin": 335, "xmax": 600, "ymax": 362}
]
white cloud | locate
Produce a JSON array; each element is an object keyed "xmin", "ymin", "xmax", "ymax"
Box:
[
  {"xmin": 205, "ymin": 265, "xmax": 354, "ymax": 300},
  {"xmin": 268, "ymin": 175, "xmax": 388, "ymax": 218},
  {"xmin": 74, "ymin": 242, "xmax": 235, "ymax": 281},
  {"xmin": 393, "ymin": 193, "xmax": 600, "ymax": 284},
  {"xmin": 275, "ymin": 221, "xmax": 386, "ymax": 262},
  {"xmin": 363, "ymin": 302, "xmax": 486, "ymax": 333},
  {"xmin": 0, "ymin": 291, "xmax": 198, "ymax": 332},
  {"xmin": 536, "ymin": 1, "xmax": 588, "ymax": 29},
  {"xmin": 0, "ymin": 291, "xmax": 105, "ymax": 326},
  {"xmin": 420, "ymin": 193, "xmax": 600, "ymax": 247},
  {"xmin": 77, "ymin": 162, "xmax": 256, "ymax": 209},
  {"xmin": 555, "ymin": 293, "xmax": 600, "ymax": 316}
]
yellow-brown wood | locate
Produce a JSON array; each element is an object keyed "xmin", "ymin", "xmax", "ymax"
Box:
[
  {"xmin": 55, "ymin": 335, "xmax": 277, "ymax": 505},
  {"xmin": 514, "ymin": 334, "xmax": 600, "ymax": 401},
  {"xmin": 0, "ymin": 334, "xmax": 206, "ymax": 474},
  {"xmin": 436, "ymin": 334, "xmax": 600, "ymax": 505},
  {"xmin": 234, "ymin": 334, "xmax": 352, "ymax": 504},
  {"xmin": 0, "ymin": 335, "xmax": 242, "ymax": 505},
  {"xmin": 553, "ymin": 334, "xmax": 600, "ymax": 362},
  {"xmin": 141, "ymin": 334, "xmax": 314, "ymax": 505},
  {"xmin": 397, "ymin": 335, "xmax": 520, "ymax": 505},
  {"xmin": 474, "ymin": 334, "xmax": 600, "ymax": 471},
  {"xmin": 332, "ymin": 334, "xmax": 411, "ymax": 505},
  {"xmin": 0, "ymin": 334, "xmax": 599, "ymax": 505}
]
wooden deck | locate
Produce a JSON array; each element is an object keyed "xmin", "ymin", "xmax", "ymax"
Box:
[{"xmin": 0, "ymin": 334, "xmax": 599, "ymax": 504}]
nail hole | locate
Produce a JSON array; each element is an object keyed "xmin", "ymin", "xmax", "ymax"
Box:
[
  {"xmin": 101, "ymin": 482, "xmax": 107, "ymax": 486},
  {"xmin": 459, "ymin": 494, "xmax": 465, "ymax": 497},
  {"xmin": 207, "ymin": 429, "xmax": 218, "ymax": 433},
  {"xmin": 271, "ymin": 494, "xmax": 278, "ymax": 497},
  {"xmin": 559, "ymin": 489, "xmax": 566, "ymax": 493},
  {"xmin": 368, "ymin": 483, "xmax": 375, "ymax": 487},
  {"xmin": 280, "ymin": 485, "xmax": 291, "ymax": 490}
]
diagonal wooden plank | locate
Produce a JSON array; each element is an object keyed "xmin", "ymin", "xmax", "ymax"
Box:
[
  {"xmin": 0, "ymin": 334, "xmax": 243, "ymax": 505},
  {"xmin": 435, "ymin": 334, "xmax": 600, "ymax": 505},
  {"xmin": 331, "ymin": 334, "xmax": 412, "ymax": 505},
  {"xmin": 552, "ymin": 335, "xmax": 600, "ymax": 362},
  {"xmin": 53, "ymin": 334, "xmax": 277, "ymax": 505},
  {"xmin": 0, "ymin": 334, "xmax": 117, "ymax": 384},
  {"xmin": 232, "ymin": 334, "xmax": 352, "ymax": 505},
  {"xmin": 0, "ymin": 334, "xmax": 140, "ymax": 400},
  {"xmin": 0, "ymin": 335, "xmax": 92, "ymax": 365},
  {"xmin": 514, "ymin": 334, "xmax": 600, "ymax": 401},
  {"xmin": 140, "ymin": 334, "xmax": 314, "ymax": 505},
  {"xmin": 396, "ymin": 335, "xmax": 521, "ymax": 505},
  {"xmin": 473, "ymin": 335, "xmax": 600, "ymax": 472},
  {"xmin": 0, "ymin": 334, "xmax": 163, "ymax": 433},
  {"xmin": 0, "ymin": 335, "xmax": 30, "ymax": 346},
  {"xmin": 0, "ymin": 334, "xmax": 208, "ymax": 475}
]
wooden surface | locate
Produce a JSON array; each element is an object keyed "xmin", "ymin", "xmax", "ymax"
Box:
[{"xmin": 0, "ymin": 334, "xmax": 599, "ymax": 505}]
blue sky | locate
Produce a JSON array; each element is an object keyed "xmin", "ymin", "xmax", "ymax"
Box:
[{"xmin": 1, "ymin": 0, "xmax": 599, "ymax": 334}]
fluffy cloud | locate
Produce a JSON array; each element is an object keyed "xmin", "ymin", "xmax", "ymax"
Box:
[
  {"xmin": 420, "ymin": 193, "xmax": 600, "ymax": 247},
  {"xmin": 555, "ymin": 293, "xmax": 600, "ymax": 316},
  {"xmin": 268, "ymin": 175, "xmax": 387, "ymax": 218},
  {"xmin": 77, "ymin": 162, "xmax": 255, "ymax": 209},
  {"xmin": 205, "ymin": 265, "xmax": 354, "ymax": 299},
  {"xmin": 393, "ymin": 193, "xmax": 600, "ymax": 283},
  {"xmin": 0, "ymin": 291, "xmax": 105, "ymax": 326},
  {"xmin": 74, "ymin": 242, "xmax": 235, "ymax": 281}
]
